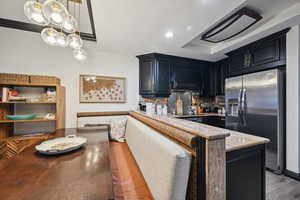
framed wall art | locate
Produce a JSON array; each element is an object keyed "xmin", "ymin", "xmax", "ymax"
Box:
[{"xmin": 79, "ymin": 75, "xmax": 126, "ymax": 103}]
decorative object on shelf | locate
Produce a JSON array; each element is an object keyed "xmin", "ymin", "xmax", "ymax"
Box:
[
  {"xmin": 27, "ymin": 97, "xmax": 42, "ymax": 103},
  {"xmin": 35, "ymin": 135, "xmax": 87, "ymax": 155},
  {"xmin": 40, "ymin": 93, "xmax": 56, "ymax": 102},
  {"xmin": 9, "ymin": 89, "xmax": 19, "ymax": 97},
  {"xmin": 0, "ymin": 88, "xmax": 27, "ymax": 102},
  {"xmin": 0, "ymin": 112, "xmax": 5, "ymax": 120},
  {"xmin": 79, "ymin": 75, "xmax": 126, "ymax": 103},
  {"xmin": 46, "ymin": 87, "xmax": 56, "ymax": 96},
  {"xmin": 8, "ymin": 96, "xmax": 27, "ymax": 101},
  {"xmin": 6, "ymin": 114, "xmax": 37, "ymax": 120},
  {"xmin": 44, "ymin": 113, "xmax": 56, "ymax": 120},
  {"xmin": 24, "ymin": 0, "xmax": 87, "ymax": 60},
  {"xmin": 1, "ymin": 87, "xmax": 9, "ymax": 102}
]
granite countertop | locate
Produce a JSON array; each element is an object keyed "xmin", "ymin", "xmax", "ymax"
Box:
[
  {"xmin": 225, "ymin": 130, "xmax": 270, "ymax": 152},
  {"xmin": 174, "ymin": 113, "xmax": 225, "ymax": 118},
  {"xmin": 133, "ymin": 111, "xmax": 230, "ymax": 140},
  {"xmin": 133, "ymin": 111, "xmax": 269, "ymax": 152}
]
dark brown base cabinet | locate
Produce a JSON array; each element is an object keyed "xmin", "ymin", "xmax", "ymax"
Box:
[
  {"xmin": 176, "ymin": 116, "xmax": 226, "ymax": 128},
  {"xmin": 226, "ymin": 144, "xmax": 266, "ymax": 200}
]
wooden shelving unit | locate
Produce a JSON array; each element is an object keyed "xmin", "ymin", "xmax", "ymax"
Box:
[
  {"xmin": 0, "ymin": 73, "xmax": 65, "ymax": 160},
  {"xmin": 0, "ymin": 74, "xmax": 65, "ymax": 155}
]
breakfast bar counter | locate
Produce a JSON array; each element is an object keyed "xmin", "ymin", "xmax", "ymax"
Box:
[
  {"xmin": 128, "ymin": 111, "xmax": 269, "ymax": 200},
  {"xmin": 131, "ymin": 111, "xmax": 269, "ymax": 151},
  {"xmin": 0, "ymin": 129, "xmax": 113, "ymax": 200}
]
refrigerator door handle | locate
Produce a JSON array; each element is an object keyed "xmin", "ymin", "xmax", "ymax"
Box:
[
  {"xmin": 238, "ymin": 89, "xmax": 243, "ymax": 124},
  {"xmin": 241, "ymin": 88, "xmax": 247, "ymax": 126}
]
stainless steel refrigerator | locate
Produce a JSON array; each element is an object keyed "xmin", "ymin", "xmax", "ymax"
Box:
[{"xmin": 225, "ymin": 69, "xmax": 285, "ymax": 174}]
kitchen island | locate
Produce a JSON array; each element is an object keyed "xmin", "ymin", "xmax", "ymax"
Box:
[
  {"xmin": 130, "ymin": 111, "xmax": 269, "ymax": 200},
  {"xmin": 76, "ymin": 111, "xmax": 269, "ymax": 200}
]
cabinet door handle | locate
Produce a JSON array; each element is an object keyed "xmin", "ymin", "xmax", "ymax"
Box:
[{"xmin": 244, "ymin": 52, "xmax": 251, "ymax": 67}]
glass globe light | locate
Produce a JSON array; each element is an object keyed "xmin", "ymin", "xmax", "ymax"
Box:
[
  {"xmin": 43, "ymin": 0, "xmax": 68, "ymax": 26},
  {"xmin": 73, "ymin": 48, "xmax": 87, "ymax": 61},
  {"xmin": 67, "ymin": 33, "xmax": 83, "ymax": 49},
  {"xmin": 41, "ymin": 27, "xmax": 58, "ymax": 46},
  {"xmin": 24, "ymin": 1, "xmax": 49, "ymax": 25},
  {"xmin": 63, "ymin": 14, "xmax": 77, "ymax": 33},
  {"xmin": 56, "ymin": 32, "xmax": 68, "ymax": 47}
]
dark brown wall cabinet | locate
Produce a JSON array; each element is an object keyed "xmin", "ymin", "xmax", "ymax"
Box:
[
  {"xmin": 226, "ymin": 29, "xmax": 289, "ymax": 77},
  {"xmin": 137, "ymin": 53, "xmax": 210, "ymax": 97},
  {"xmin": 171, "ymin": 61, "xmax": 208, "ymax": 95},
  {"xmin": 207, "ymin": 59, "xmax": 228, "ymax": 96},
  {"xmin": 137, "ymin": 29, "xmax": 288, "ymax": 98},
  {"xmin": 137, "ymin": 54, "xmax": 171, "ymax": 97}
]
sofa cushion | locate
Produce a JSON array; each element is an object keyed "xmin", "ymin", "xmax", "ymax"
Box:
[
  {"xmin": 125, "ymin": 116, "xmax": 192, "ymax": 200},
  {"xmin": 110, "ymin": 118, "xmax": 127, "ymax": 142}
]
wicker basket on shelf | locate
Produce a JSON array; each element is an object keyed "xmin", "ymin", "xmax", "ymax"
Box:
[
  {"xmin": 29, "ymin": 75, "xmax": 60, "ymax": 85},
  {"xmin": 0, "ymin": 73, "xmax": 29, "ymax": 84}
]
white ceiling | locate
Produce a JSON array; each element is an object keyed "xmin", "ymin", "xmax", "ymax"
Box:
[
  {"xmin": 1, "ymin": 0, "xmax": 300, "ymax": 61},
  {"xmin": 91, "ymin": 0, "xmax": 300, "ymax": 61},
  {"xmin": 0, "ymin": 0, "xmax": 93, "ymax": 34}
]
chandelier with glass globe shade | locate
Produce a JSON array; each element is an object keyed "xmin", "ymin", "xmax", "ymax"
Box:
[{"xmin": 24, "ymin": 0, "xmax": 87, "ymax": 61}]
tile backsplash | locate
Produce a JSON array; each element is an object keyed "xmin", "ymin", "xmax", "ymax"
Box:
[{"xmin": 139, "ymin": 93, "xmax": 225, "ymax": 114}]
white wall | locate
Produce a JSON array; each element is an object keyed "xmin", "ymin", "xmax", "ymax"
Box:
[
  {"xmin": 0, "ymin": 28, "xmax": 139, "ymax": 128},
  {"xmin": 286, "ymin": 25, "xmax": 300, "ymax": 173}
]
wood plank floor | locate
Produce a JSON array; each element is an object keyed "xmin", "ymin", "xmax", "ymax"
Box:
[{"xmin": 267, "ymin": 171, "xmax": 300, "ymax": 200}]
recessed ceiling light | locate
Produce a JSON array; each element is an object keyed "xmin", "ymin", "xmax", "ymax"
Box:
[
  {"xmin": 165, "ymin": 31, "xmax": 174, "ymax": 39},
  {"xmin": 187, "ymin": 26, "xmax": 192, "ymax": 31}
]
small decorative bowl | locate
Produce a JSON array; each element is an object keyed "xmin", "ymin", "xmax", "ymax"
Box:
[{"xmin": 6, "ymin": 114, "xmax": 37, "ymax": 120}]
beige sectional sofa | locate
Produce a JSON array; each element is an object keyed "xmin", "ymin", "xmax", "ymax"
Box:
[
  {"xmin": 77, "ymin": 111, "xmax": 215, "ymax": 200},
  {"xmin": 126, "ymin": 116, "xmax": 192, "ymax": 200}
]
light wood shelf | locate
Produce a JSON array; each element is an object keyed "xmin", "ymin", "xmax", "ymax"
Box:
[
  {"xmin": 0, "ymin": 102, "xmax": 56, "ymax": 104},
  {"xmin": 0, "ymin": 82, "xmax": 57, "ymax": 87},
  {"xmin": 0, "ymin": 118, "xmax": 56, "ymax": 124}
]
